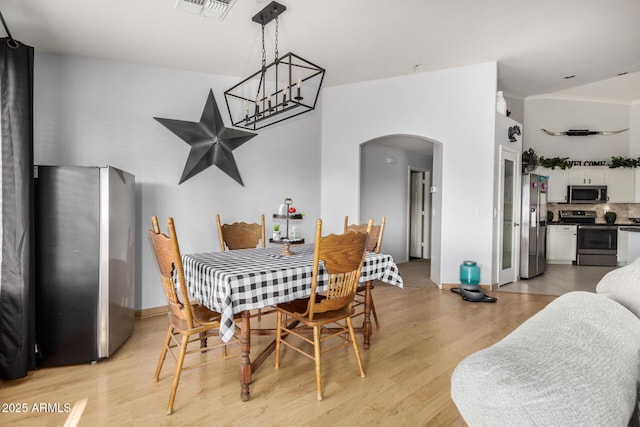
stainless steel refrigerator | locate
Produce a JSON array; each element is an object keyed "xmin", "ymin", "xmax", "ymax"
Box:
[
  {"xmin": 520, "ymin": 173, "xmax": 548, "ymax": 279},
  {"xmin": 34, "ymin": 166, "xmax": 135, "ymax": 366}
]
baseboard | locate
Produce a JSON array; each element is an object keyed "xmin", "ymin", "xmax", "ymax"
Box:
[{"xmin": 135, "ymin": 305, "xmax": 168, "ymax": 319}]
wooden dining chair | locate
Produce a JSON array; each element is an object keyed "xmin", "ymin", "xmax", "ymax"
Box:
[
  {"xmin": 216, "ymin": 214, "xmax": 266, "ymax": 251},
  {"xmin": 148, "ymin": 216, "xmax": 241, "ymax": 415},
  {"xmin": 275, "ymin": 218, "xmax": 372, "ymax": 400},
  {"xmin": 344, "ymin": 215, "xmax": 386, "ymax": 329},
  {"xmin": 216, "ymin": 213, "xmax": 269, "ymax": 320}
]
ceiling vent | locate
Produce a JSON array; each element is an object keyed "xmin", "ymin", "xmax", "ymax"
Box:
[{"xmin": 175, "ymin": 0, "xmax": 237, "ymax": 20}]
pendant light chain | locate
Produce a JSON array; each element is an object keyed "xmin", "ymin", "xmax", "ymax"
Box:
[
  {"xmin": 261, "ymin": 23, "xmax": 267, "ymax": 72},
  {"xmin": 274, "ymin": 14, "xmax": 279, "ymax": 62}
]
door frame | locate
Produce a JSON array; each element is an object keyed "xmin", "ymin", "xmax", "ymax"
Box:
[{"xmin": 497, "ymin": 146, "xmax": 521, "ymax": 286}]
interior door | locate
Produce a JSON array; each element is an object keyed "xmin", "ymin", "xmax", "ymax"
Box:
[
  {"xmin": 499, "ymin": 149, "xmax": 520, "ymax": 286},
  {"xmin": 422, "ymin": 172, "xmax": 431, "ymax": 258},
  {"xmin": 410, "ymin": 170, "xmax": 431, "ymax": 259},
  {"xmin": 410, "ymin": 172, "xmax": 423, "ymax": 258}
]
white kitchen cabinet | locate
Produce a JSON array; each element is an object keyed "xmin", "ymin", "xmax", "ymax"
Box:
[
  {"xmin": 567, "ymin": 167, "xmax": 607, "ymax": 185},
  {"xmin": 618, "ymin": 227, "xmax": 629, "ymax": 266},
  {"xmin": 621, "ymin": 228, "xmax": 640, "ymax": 264},
  {"xmin": 634, "ymin": 170, "xmax": 640, "ymax": 203},
  {"xmin": 546, "ymin": 224, "xmax": 577, "ymax": 264},
  {"xmin": 538, "ymin": 166, "xmax": 633, "ymax": 202},
  {"xmin": 536, "ymin": 167, "xmax": 567, "ymax": 202},
  {"xmin": 607, "ymin": 168, "xmax": 635, "ymax": 203}
]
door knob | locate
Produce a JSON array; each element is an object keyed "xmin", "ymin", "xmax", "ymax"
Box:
[{"xmin": 514, "ymin": 222, "xmax": 520, "ymax": 227}]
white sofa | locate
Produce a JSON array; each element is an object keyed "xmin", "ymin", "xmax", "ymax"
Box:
[{"xmin": 450, "ymin": 258, "xmax": 640, "ymax": 426}]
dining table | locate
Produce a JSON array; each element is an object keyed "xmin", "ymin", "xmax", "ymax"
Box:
[{"xmin": 181, "ymin": 243, "xmax": 403, "ymax": 401}]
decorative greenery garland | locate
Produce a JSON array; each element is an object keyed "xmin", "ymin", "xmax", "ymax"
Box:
[
  {"xmin": 609, "ymin": 156, "xmax": 640, "ymax": 168},
  {"xmin": 523, "ymin": 149, "xmax": 640, "ymax": 169},
  {"xmin": 539, "ymin": 156, "xmax": 572, "ymax": 170}
]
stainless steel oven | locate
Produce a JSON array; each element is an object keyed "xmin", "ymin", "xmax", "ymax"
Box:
[{"xmin": 576, "ymin": 225, "xmax": 618, "ymax": 266}]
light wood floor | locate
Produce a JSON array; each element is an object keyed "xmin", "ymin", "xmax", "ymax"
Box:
[
  {"xmin": 497, "ymin": 263, "xmax": 616, "ymax": 295},
  {"xmin": 404, "ymin": 257, "xmax": 617, "ymax": 296},
  {"xmin": 1, "ymin": 283, "xmax": 557, "ymax": 426}
]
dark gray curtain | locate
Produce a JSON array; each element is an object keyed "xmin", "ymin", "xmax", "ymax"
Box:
[{"xmin": 0, "ymin": 37, "xmax": 35, "ymax": 380}]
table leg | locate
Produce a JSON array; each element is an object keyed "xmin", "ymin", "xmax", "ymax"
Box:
[
  {"xmin": 240, "ymin": 310, "xmax": 251, "ymax": 402},
  {"xmin": 363, "ymin": 280, "xmax": 373, "ymax": 349}
]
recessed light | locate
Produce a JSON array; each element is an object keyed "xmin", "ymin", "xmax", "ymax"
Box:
[
  {"xmin": 617, "ymin": 71, "xmax": 628, "ymax": 76},
  {"xmin": 563, "ymin": 75, "xmax": 576, "ymax": 79}
]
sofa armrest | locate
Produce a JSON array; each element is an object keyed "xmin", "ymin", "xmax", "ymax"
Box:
[{"xmin": 597, "ymin": 256, "xmax": 640, "ymax": 319}]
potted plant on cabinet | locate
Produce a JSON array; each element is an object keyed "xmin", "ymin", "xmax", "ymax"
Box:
[{"xmin": 522, "ymin": 148, "xmax": 538, "ymax": 173}]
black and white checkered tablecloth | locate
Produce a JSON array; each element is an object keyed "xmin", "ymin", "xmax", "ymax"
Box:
[{"xmin": 182, "ymin": 244, "xmax": 404, "ymax": 342}]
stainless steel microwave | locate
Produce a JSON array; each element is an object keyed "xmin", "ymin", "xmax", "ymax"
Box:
[{"xmin": 567, "ymin": 185, "xmax": 608, "ymax": 203}]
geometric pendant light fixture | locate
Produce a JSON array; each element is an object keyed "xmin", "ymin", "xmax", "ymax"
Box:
[{"xmin": 224, "ymin": 1, "xmax": 325, "ymax": 131}]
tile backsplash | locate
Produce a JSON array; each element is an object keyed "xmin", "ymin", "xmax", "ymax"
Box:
[{"xmin": 547, "ymin": 203, "xmax": 640, "ymax": 223}]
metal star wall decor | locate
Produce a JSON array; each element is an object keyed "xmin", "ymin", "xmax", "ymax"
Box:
[{"xmin": 154, "ymin": 90, "xmax": 257, "ymax": 185}]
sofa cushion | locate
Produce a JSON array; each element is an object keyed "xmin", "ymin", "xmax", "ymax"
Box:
[
  {"xmin": 597, "ymin": 256, "xmax": 640, "ymax": 318},
  {"xmin": 451, "ymin": 291, "xmax": 640, "ymax": 426}
]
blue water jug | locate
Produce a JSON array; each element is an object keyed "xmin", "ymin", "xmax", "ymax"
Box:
[{"xmin": 460, "ymin": 261, "xmax": 480, "ymax": 285}]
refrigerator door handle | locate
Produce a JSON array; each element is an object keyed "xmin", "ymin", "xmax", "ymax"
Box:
[{"xmin": 531, "ymin": 208, "xmax": 537, "ymax": 228}]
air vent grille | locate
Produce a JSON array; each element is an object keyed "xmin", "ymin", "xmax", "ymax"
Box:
[{"xmin": 175, "ymin": 0, "xmax": 236, "ymax": 20}]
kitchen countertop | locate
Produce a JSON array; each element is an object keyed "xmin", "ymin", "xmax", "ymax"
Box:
[{"xmin": 619, "ymin": 227, "xmax": 640, "ymax": 233}]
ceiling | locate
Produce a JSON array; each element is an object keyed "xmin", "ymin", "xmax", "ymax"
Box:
[{"xmin": 2, "ymin": 0, "xmax": 640, "ymax": 101}]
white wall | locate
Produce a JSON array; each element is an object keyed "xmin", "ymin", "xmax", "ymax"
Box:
[
  {"xmin": 504, "ymin": 94, "xmax": 525, "ymax": 124},
  {"xmin": 524, "ymin": 96, "xmax": 631, "ymax": 159},
  {"xmin": 33, "ymin": 54, "xmax": 503, "ymax": 299},
  {"xmin": 320, "ymin": 62, "xmax": 498, "ymax": 286},
  {"xmin": 359, "ymin": 141, "xmax": 433, "ymax": 262},
  {"xmin": 631, "ymin": 103, "xmax": 640, "ymax": 157},
  {"xmin": 33, "ymin": 53, "xmax": 322, "ymax": 310}
]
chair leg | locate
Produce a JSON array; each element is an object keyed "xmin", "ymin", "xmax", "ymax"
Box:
[
  {"xmin": 257, "ymin": 308, "xmax": 262, "ymax": 321},
  {"xmin": 199, "ymin": 332, "xmax": 207, "ymax": 349},
  {"xmin": 274, "ymin": 311, "xmax": 282, "ymax": 369},
  {"xmin": 313, "ymin": 326, "xmax": 323, "ymax": 401},
  {"xmin": 370, "ymin": 297, "xmax": 380, "ymax": 329},
  {"xmin": 153, "ymin": 326, "xmax": 173, "ymax": 382},
  {"xmin": 166, "ymin": 334, "xmax": 189, "ymax": 415},
  {"xmin": 346, "ymin": 317, "xmax": 365, "ymax": 378},
  {"xmin": 363, "ymin": 281, "xmax": 381, "ymax": 329}
]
